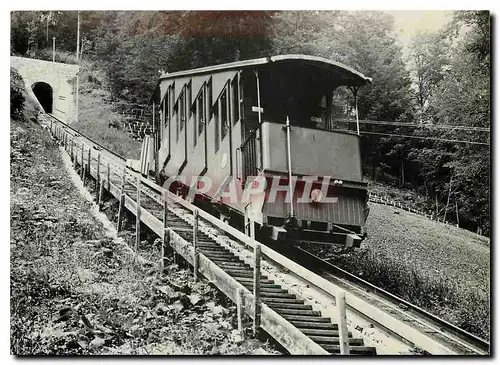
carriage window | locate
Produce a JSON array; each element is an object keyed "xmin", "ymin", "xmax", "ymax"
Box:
[
  {"xmin": 175, "ymin": 103, "xmax": 179, "ymax": 142},
  {"xmin": 192, "ymin": 99, "xmax": 197, "ymax": 147},
  {"xmin": 187, "ymin": 81, "xmax": 192, "ymax": 118},
  {"xmin": 197, "ymin": 89, "xmax": 205, "ymax": 138},
  {"xmin": 193, "ymin": 88, "xmax": 204, "ymax": 147},
  {"xmin": 214, "ymin": 102, "xmax": 219, "ymax": 152},
  {"xmin": 163, "ymin": 97, "xmax": 167, "ymax": 127},
  {"xmin": 180, "ymin": 91, "xmax": 186, "ymax": 133},
  {"xmin": 206, "ymin": 78, "xmax": 212, "ymax": 123},
  {"xmin": 171, "ymin": 84, "xmax": 175, "ymax": 118},
  {"xmin": 164, "ymin": 88, "xmax": 170, "ymax": 126},
  {"xmin": 231, "ymin": 77, "xmax": 239, "ymax": 125},
  {"xmin": 220, "ymin": 88, "xmax": 228, "ymax": 140}
]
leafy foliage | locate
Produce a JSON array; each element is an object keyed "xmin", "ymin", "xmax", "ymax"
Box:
[
  {"xmin": 10, "ymin": 10, "xmax": 490, "ymax": 233},
  {"xmin": 10, "ymin": 67, "xmax": 25, "ymax": 120},
  {"xmin": 405, "ymin": 11, "xmax": 490, "ymax": 234}
]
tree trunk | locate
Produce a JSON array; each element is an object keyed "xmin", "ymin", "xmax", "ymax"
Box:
[
  {"xmin": 435, "ymin": 194, "xmax": 439, "ymax": 217},
  {"xmin": 442, "ymin": 173, "xmax": 453, "ymax": 223},
  {"xmin": 400, "ymin": 158, "xmax": 405, "ymax": 188}
]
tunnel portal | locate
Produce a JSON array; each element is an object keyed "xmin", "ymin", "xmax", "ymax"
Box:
[{"xmin": 32, "ymin": 82, "xmax": 53, "ymax": 113}]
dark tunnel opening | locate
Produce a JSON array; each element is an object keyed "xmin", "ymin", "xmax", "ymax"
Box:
[{"xmin": 32, "ymin": 82, "xmax": 53, "ymax": 113}]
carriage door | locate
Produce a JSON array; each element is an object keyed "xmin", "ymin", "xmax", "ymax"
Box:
[{"xmin": 240, "ymin": 72, "xmax": 259, "ymax": 182}]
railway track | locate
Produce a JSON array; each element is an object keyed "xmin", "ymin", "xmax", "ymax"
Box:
[
  {"xmin": 282, "ymin": 246, "xmax": 490, "ymax": 355},
  {"xmin": 42, "ymin": 113, "xmax": 490, "ymax": 356},
  {"xmin": 42, "ymin": 113, "xmax": 375, "ymax": 355}
]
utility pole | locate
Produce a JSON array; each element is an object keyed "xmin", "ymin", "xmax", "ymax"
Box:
[
  {"xmin": 76, "ymin": 11, "xmax": 80, "ymax": 62},
  {"xmin": 46, "ymin": 11, "xmax": 51, "ymax": 46},
  {"xmin": 76, "ymin": 11, "xmax": 80, "ymax": 124},
  {"xmin": 52, "ymin": 37, "xmax": 56, "ymax": 62},
  {"xmin": 443, "ymin": 173, "xmax": 453, "ymax": 223}
]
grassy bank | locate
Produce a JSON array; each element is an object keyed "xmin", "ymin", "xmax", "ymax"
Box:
[
  {"xmin": 73, "ymin": 60, "xmax": 142, "ymax": 159},
  {"xmin": 306, "ymin": 203, "xmax": 490, "ymax": 340}
]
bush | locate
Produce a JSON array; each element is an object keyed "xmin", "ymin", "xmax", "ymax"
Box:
[
  {"xmin": 10, "ymin": 67, "xmax": 25, "ymax": 120},
  {"xmin": 31, "ymin": 48, "xmax": 78, "ymax": 65}
]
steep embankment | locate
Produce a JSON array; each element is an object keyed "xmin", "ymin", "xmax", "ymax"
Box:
[
  {"xmin": 10, "ymin": 96, "xmax": 277, "ymax": 354},
  {"xmin": 306, "ymin": 201, "xmax": 490, "ymax": 340}
]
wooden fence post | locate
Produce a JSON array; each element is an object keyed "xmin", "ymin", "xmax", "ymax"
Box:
[
  {"xmin": 98, "ymin": 177, "xmax": 105, "ymax": 211},
  {"xmin": 71, "ymin": 139, "xmax": 75, "ymax": 167},
  {"xmin": 244, "ymin": 208, "xmax": 249, "ymax": 237},
  {"xmin": 96, "ymin": 154, "xmax": 101, "ymax": 200},
  {"xmin": 161, "ymin": 190, "xmax": 169, "ymax": 272},
  {"xmin": 107, "ymin": 162, "xmax": 110, "ymax": 191},
  {"xmin": 87, "ymin": 147, "xmax": 91, "ymax": 180},
  {"xmin": 80, "ymin": 144, "xmax": 85, "ymax": 180},
  {"xmin": 193, "ymin": 209, "xmax": 199, "ymax": 281},
  {"xmin": 337, "ymin": 291, "xmax": 350, "ymax": 355},
  {"xmin": 253, "ymin": 243, "xmax": 261, "ymax": 336},
  {"xmin": 135, "ymin": 176, "xmax": 141, "ymax": 253},
  {"xmin": 116, "ymin": 167, "xmax": 127, "ymax": 232},
  {"xmin": 236, "ymin": 287, "xmax": 244, "ymax": 338},
  {"xmin": 249, "ymin": 219, "xmax": 255, "ymax": 240}
]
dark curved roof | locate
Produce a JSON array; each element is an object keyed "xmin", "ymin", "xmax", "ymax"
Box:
[
  {"xmin": 151, "ymin": 54, "xmax": 371, "ymax": 103},
  {"xmin": 270, "ymin": 54, "xmax": 372, "ymax": 85},
  {"xmin": 159, "ymin": 54, "xmax": 372, "ymax": 85}
]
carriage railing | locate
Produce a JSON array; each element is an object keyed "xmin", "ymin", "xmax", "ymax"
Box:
[{"xmin": 240, "ymin": 129, "xmax": 259, "ymax": 182}]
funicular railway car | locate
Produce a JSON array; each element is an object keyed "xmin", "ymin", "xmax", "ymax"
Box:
[{"xmin": 146, "ymin": 54, "xmax": 372, "ymax": 247}]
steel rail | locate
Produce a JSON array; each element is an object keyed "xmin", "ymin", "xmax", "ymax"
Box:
[
  {"xmin": 43, "ymin": 114, "xmax": 369, "ymax": 355},
  {"xmin": 42, "ymin": 114, "xmax": 127, "ymax": 162},
  {"xmin": 291, "ymin": 246, "xmax": 490, "ymax": 355},
  {"xmin": 43, "ymin": 114, "xmax": 489, "ymax": 356}
]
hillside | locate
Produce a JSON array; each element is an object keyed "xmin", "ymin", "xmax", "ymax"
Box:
[
  {"xmin": 305, "ymin": 202, "xmax": 490, "ymax": 339},
  {"xmin": 72, "ymin": 60, "xmax": 142, "ymax": 160},
  {"xmin": 10, "ymin": 89, "xmax": 277, "ymax": 355},
  {"xmin": 365, "ymin": 203, "xmax": 489, "ymax": 290}
]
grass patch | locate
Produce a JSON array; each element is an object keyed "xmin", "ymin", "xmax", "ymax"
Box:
[
  {"xmin": 75, "ymin": 92, "xmax": 142, "ymax": 159},
  {"xmin": 72, "ymin": 60, "xmax": 142, "ymax": 159},
  {"xmin": 307, "ymin": 202, "xmax": 490, "ymax": 340},
  {"xmin": 333, "ymin": 249, "xmax": 489, "ymax": 339}
]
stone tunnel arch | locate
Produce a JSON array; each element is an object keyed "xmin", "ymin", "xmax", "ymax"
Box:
[{"xmin": 32, "ymin": 82, "xmax": 53, "ymax": 113}]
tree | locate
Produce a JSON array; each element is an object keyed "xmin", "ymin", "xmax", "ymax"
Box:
[
  {"xmin": 407, "ymin": 31, "xmax": 449, "ymax": 115},
  {"xmin": 406, "ymin": 11, "xmax": 490, "ymax": 234},
  {"xmin": 10, "ymin": 67, "xmax": 25, "ymax": 120}
]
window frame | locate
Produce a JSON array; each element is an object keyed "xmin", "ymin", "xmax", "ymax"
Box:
[
  {"xmin": 231, "ymin": 76, "xmax": 240, "ymax": 126},
  {"xmin": 220, "ymin": 86, "xmax": 229, "ymax": 141},
  {"xmin": 179, "ymin": 88, "xmax": 186, "ymax": 133},
  {"xmin": 197, "ymin": 84, "xmax": 205, "ymax": 139},
  {"xmin": 213, "ymin": 98, "xmax": 220, "ymax": 153},
  {"xmin": 175, "ymin": 101, "xmax": 180, "ymax": 142}
]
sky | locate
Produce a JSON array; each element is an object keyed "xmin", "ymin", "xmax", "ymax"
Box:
[{"xmin": 385, "ymin": 10, "xmax": 452, "ymax": 48}]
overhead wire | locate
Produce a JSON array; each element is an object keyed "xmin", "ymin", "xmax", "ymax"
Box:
[
  {"xmin": 335, "ymin": 119, "xmax": 490, "ymax": 132},
  {"xmin": 334, "ymin": 129, "xmax": 490, "ymax": 146}
]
